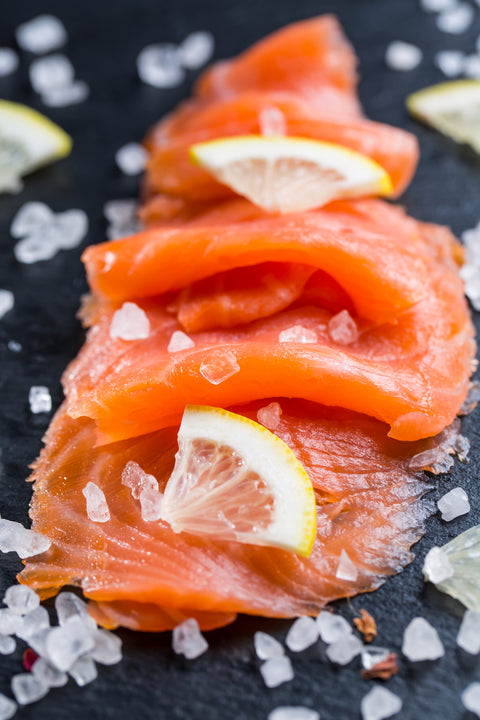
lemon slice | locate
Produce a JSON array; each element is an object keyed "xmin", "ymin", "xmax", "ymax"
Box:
[
  {"xmin": 407, "ymin": 80, "xmax": 480, "ymax": 153},
  {"xmin": 0, "ymin": 100, "xmax": 72, "ymax": 192},
  {"xmin": 161, "ymin": 405, "xmax": 317, "ymax": 556},
  {"xmin": 189, "ymin": 135, "xmax": 393, "ymax": 213}
]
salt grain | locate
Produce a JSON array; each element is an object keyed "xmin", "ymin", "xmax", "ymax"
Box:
[
  {"xmin": 14, "ymin": 235, "xmax": 58, "ymax": 264},
  {"xmin": 257, "ymin": 402, "xmax": 282, "ymax": 431},
  {"xmin": 178, "ymin": 31, "xmax": 214, "ymax": 69},
  {"xmin": 254, "ymin": 631, "xmax": 284, "ymax": 660},
  {"xmin": 27, "ymin": 627, "xmax": 51, "ymax": 658},
  {"xmin": 0, "ymin": 694, "xmax": 16, "ymax": 720},
  {"xmin": 140, "ymin": 487, "xmax": 163, "ymax": 521},
  {"xmin": 420, "ymin": 0, "xmax": 456, "ymax": 11},
  {"xmin": 326, "ymin": 633, "xmax": 363, "ymax": 665},
  {"xmin": 260, "ymin": 656, "xmax": 294, "ymax": 688},
  {"xmin": 115, "ymin": 143, "xmax": 148, "ymax": 175},
  {"xmin": 0, "ymin": 636, "xmax": 15, "ymax": 655},
  {"xmin": 285, "ymin": 616, "xmax": 319, "ymax": 652},
  {"xmin": 361, "ymin": 646, "xmax": 391, "ymax": 670},
  {"xmin": 10, "ymin": 202, "xmax": 54, "ymax": 238},
  {"xmin": 41, "ymin": 80, "xmax": 89, "ymax": 107},
  {"xmin": 0, "ymin": 49, "xmax": 19, "ymax": 77},
  {"xmin": 316, "ymin": 612, "xmax": 352, "ymax": 644},
  {"xmin": 137, "ymin": 44, "xmax": 185, "ymax": 88},
  {"xmin": 0, "ymin": 520, "xmax": 51, "ymax": 559},
  {"xmin": 172, "ymin": 618, "xmax": 208, "ymax": 659},
  {"xmin": 69, "ymin": 655, "xmax": 98, "ymax": 686},
  {"xmin": 464, "ymin": 54, "xmax": 480, "ymax": 79},
  {"xmin": 268, "ymin": 708, "xmax": 319, "ymax": 720},
  {"xmin": 361, "ymin": 686, "xmax": 402, "ymax": 720},
  {"xmin": 437, "ymin": 3, "xmax": 474, "ymax": 33},
  {"xmin": 29, "ymin": 54, "xmax": 74, "ymax": 94},
  {"xmin": 7, "ymin": 341, "xmax": 21, "ymax": 353},
  {"xmin": 104, "ymin": 199, "xmax": 138, "ymax": 226},
  {"xmin": 385, "ymin": 41, "xmax": 422, "ymax": 71},
  {"xmin": 434, "ymin": 50, "xmax": 465, "ymax": 77},
  {"xmin": 32, "ymin": 658, "xmax": 68, "ymax": 688},
  {"xmin": 328, "ymin": 310, "xmax": 359, "ymax": 345},
  {"xmin": 46, "ymin": 616, "xmax": 95, "ymax": 671},
  {"xmin": 121, "ymin": 461, "xmax": 158, "ymax": 500},
  {"xmin": 423, "ymin": 546, "xmax": 453, "ymax": 584},
  {"xmin": 462, "ymin": 682, "xmax": 480, "ymax": 717},
  {"xmin": 82, "ymin": 482, "xmax": 110, "ymax": 523},
  {"xmin": 199, "ymin": 350, "xmax": 240, "ymax": 385},
  {"xmin": 437, "ymin": 487, "xmax": 470, "ymax": 521},
  {"xmin": 29, "ymin": 386, "xmax": 52, "ymax": 414},
  {"xmin": 0, "ymin": 610, "xmax": 22, "ymax": 636},
  {"xmin": 279, "ymin": 325, "xmax": 317, "ymax": 343},
  {"xmin": 4, "ymin": 586, "xmax": 39, "ymax": 616},
  {"xmin": 0, "ymin": 290, "xmax": 14, "ymax": 319},
  {"xmin": 457, "ymin": 610, "xmax": 480, "ymax": 654},
  {"xmin": 16, "ymin": 606, "xmax": 49, "ymax": 641},
  {"xmin": 55, "ymin": 592, "xmax": 89, "ymax": 625},
  {"xmin": 402, "ymin": 617, "xmax": 444, "ymax": 661},
  {"xmin": 11, "ymin": 673, "xmax": 48, "ymax": 705},
  {"xmin": 16, "ymin": 15, "xmax": 67, "ymax": 54},
  {"xmin": 336, "ymin": 549, "xmax": 358, "ymax": 582},
  {"xmin": 168, "ymin": 330, "xmax": 195, "ymax": 353},
  {"xmin": 110, "ymin": 302, "xmax": 150, "ymax": 341},
  {"xmin": 49, "ymin": 209, "xmax": 89, "ymax": 250},
  {"xmin": 91, "ymin": 628, "xmax": 122, "ymax": 665},
  {"xmin": 259, "ymin": 107, "xmax": 287, "ymax": 137}
]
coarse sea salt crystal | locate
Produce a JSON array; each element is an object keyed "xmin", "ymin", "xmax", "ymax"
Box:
[
  {"xmin": 29, "ymin": 54, "xmax": 74, "ymax": 94},
  {"xmin": 279, "ymin": 325, "xmax": 317, "ymax": 343},
  {"xmin": 464, "ymin": 54, "xmax": 480, "ymax": 79},
  {"xmin": 402, "ymin": 617, "xmax": 444, "ymax": 661},
  {"xmin": 437, "ymin": 487, "xmax": 470, "ymax": 521},
  {"xmin": 10, "ymin": 202, "xmax": 54, "ymax": 238},
  {"xmin": 457, "ymin": 610, "xmax": 480, "ymax": 654},
  {"xmin": 0, "ymin": 694, "xmax": 16, "ymax": 720},
  {"xmin": 0, "ymin": 519, "xmax": 51, "ymax": 559},
  {"xmin": 361, "ymin": 686, "xmax": 402, "ymax": 720},
  {"xmin": 28, "ymin": 627, "xmax": 51, "ymax": 657},
  {"xmin": 178, "ymin": 31, "xmax": 214, "ymax": 70},
  {"xmin": 423, "ymin": 546, "xmax": 453, "ymax": 584},
  {"xmin": 45, "ymin": 616, "xmax": 96, "ymax": 671},
  {"xmin": 91, "ymin": 628, "xmax": 122, "ymax": 665},
  {"xmin": 326, "ymin": 633, "xmax": 363, "ymax": 665},
  {"xmin": 38, "ymin": 208, "xmax": 89, "ymax": 250},
  {"xmin": 0, "ymin": 48, "xmax": 19, "ymax": 77},
  {"xmin": 7, "ymin": 340, "xmax": 21, "ymax": 353},
  {"xmin": 104, "ymin": 198, "xmax": 138, "ymax": 226},
  {"xmin": 0, "ymin": 290, "xmax": 14, "ymax": 319},
  {"xmin": 110, "ymin": 302, "xmax": 150, "ymax": 341},
  {"xmin": 14, "ymin": 235, "xmax": 58, "ymax": 264},
  {"xmin": 336, "ymin": 549, "xmax": 358, "ymax": 582},
  {"xmin": 32, "ymin": 658, "xmax": 68, "ymax": 688},
  {"xmin": 462, "ymin": 682, "xmax": 480, "ymax": 717},
  {"xmin": 168, "ymin": 330, "xmax": 195, "ymax": 353},
  {"xmin": 16, "ymin": 15, "xmax": 67, "ymax": 54},
  {"xmin": 29, "ymin": 386, "xmax": 52, "ymax": 414},
  {"xmin": 434, "ymin": 50, "xmax": 465, "ymax": 77},
  {"xmin": 259, "ymin": 107, "xmax": 287, "ymax": 137},
  {"xmin": 140, "ymin": 487, "xmax": 163, "ymax": 521},
  {"xmin": 200, "ymin": 350, "xmax": 240, "ymax": 385},
  {"xmin": 260, "ymin": 656, "xmax": 294, "ymax": 688},
  {"xmin": 437, "ymin": 3, "xmax": 474, "ymax": 33},
  {"xmin": 0, "ymin": 610, "xmax": 23, "ymax": 636},
  {"xmin": 385, "ymin": 41, "xmax": 422, "ymax": 71},
  {"xmin": 268, "ymin": 708, "xmax": 319, "ymax": 720},
  {"xmin": 55, "ymin": 592, "xmax": 89, "ymax": 625},
  {"xmin": 285, "ymin": 616, "xmax": 319, "ymax": 652},
  {"xmin": 115, "ymin": 143, "xmax": 148, "ymax": 175},
  {"xmin": 82, "ymin": 482, "xmax": 110, "ymax": 523},
  {"xmin": 0, "ymin": 636, "xmax": 16, "ymax": 655},
  {"xmin": 257, "ymin": 402, "xmax": 282, "ymax": 431},
  {"xmin": 4, "ymin": 585, "xmax": 40, "ymax": 616},
  {"xmin": 69, "ymin": 655, "xmax": 98, "ymax": 686},
  {"xmin": 420, "ymin": 0, "xmax": 456, "ymax": 11},
  {"xmin": 137, "ymin": 44, "xmax": 185, "ymax": 88},
  {"xmin": 41, "ymin": 80, "xmax": 89, "ymax": 107},
  {"xmin": 172, "ymin": 618, "xmax": 208, "ymax": 659},
  {"xmin": 361, "ymin": 646, "xmax": 392, "ymax": 671},
  {"xmin": 121, "ymin": 461, "xmax": 158, "ymax": 500},
  {"xmin": 16, "ymin": 606, "xmax": 50, "ymax": 641},
  {"xmin": 328, "ymin": 310, "xmax": 359, "ymax": 345},
  {"xmin": 254, "ymin": 631, "xmax": 284, "ymax": 660},
  {"xmin": 11, "ymin": 673, "xmax": 48, "ymax": 705},
  {"xmin": 316, "ymin": 611, "xmax": 352, "ymax": 644}
]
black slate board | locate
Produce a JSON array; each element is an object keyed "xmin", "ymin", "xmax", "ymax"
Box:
[{"xmin": 0, "ymin": 1, "xmax": 479, "ymax": 718}]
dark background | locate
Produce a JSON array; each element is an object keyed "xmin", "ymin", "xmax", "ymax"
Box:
[{"xmin": 0, "ymin": 0, "xmax": 479, "ymax": 718}]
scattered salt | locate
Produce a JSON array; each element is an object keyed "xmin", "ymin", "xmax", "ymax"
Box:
[
  {"xmin": 115, "ymin": 143, "xmax": 148, "ymax": 175},
  {"xmin": 462, "ymin": 682, "xmax": 480, "ymax": 717},
  {"xmin": 457, "ymin": 610, "xmax": 480, "ymax": 654},
  {"xmin": 437, "ymin": 3, "xmax": 474, "ymax": 33},
  {"xmin": 316, "ymin": 612, "xmax": 352, "ymax": 644},
  {"xmin": 16, "ymin": 606, "xmax": 49, "ymax": 641},
  {"xmin": 0, "ymin": 610, "xmax": 23, "ymax": 636},
  {"xmin": 16, "ymin": 15, "xmax": 67, "ymax": 54},
  {"xmin": 437, "ymin": 487, "xmax": 470, "ymax": 521},
  {"xmin": 91, "ymin": 628, "xmax": 122, "ymax": 665},
  {"xmin": 41, "ymin": 79, "xmax": 89, "ymax": 107},
  {"xmin": 69, "ymin": 655, "xmax": 98, "ymax": 686},
  {"xmin": 110, "ymin": 302, "xmax": 150, "ymax": 341},
  {"xmin": 199, "ymin": 350, "xmax": 240, "ymax": 385},
  {"xmin": 325, "ymin": 634, "xmax": 363, "ymax": 665},
  {"xmin": 55, "ymin": 592, "xmax": 89, "ymax": 626},
  {"xmin": 279, "ymin": 325, "xmax": 317, "ymax": 343},
  {"xmin": 4, "ymin": 586, "xmax": 40, "ymax": 616},
  {"xmin": 45, "ymin": 616, "xmax": 96, "ymax": 671},
  {"xmin": 360, "ymin": 686, "xmax": 402, "ymax": 720},
  {"xmin": 168, "ymin": 330, "xmax": 195, "ymax": 353},
  {"xmin": 420, "ymin": 0, "xmax": 456, "ymax": 11},
  {"xmin": 29, "ymin": 386, "xmax": 52, "ymax": 414},
  {"xmin": 254, "ymin": 631, "xmax": 284, "ymax": 660},
  {"xmin": 121, "ymin": 461, "xmax": 158, "ymax": 500},
  {"xmin": 260, "ymin": 656, "xmax": 294, "ymax": 688},
  {"xmin": 434, "ymin": 50, "xmax": 465, "ymax": 77},
  {"xmin": 285, "ymin": 616, "xmax": 319, "ymax": 652},
  {"xmin": 29, "ymin": 54, "xmax": 74, "ymax": 94},
  {"xmin": 10, "ymin": 202, "xmax": 54, "ymax": 238},
  {"xmin": 385, "ymin": 41, "xmax": 422, "ymax": 71},
  {"xmin": 0, "ymin": 636, "xmax": 16, "ymax": 655},
  {"xmin": 402, "ymin": 617, "xmax": 444, "ymax": 661},
  {"xmin": 423, "ymin": 546, "xmax": 454, "ymax": 584},
  {"xmin": 178, "ymin": 31, "xmax": 214, "ymax": 70},
  {"xmin": 464, "ymin": 54, "xmax": 480, "ymax": 79},
  {"xmin": 0, "ymin": 519, "xmax": 51, "ymax": 559},
  {"xmin": 0, "ymin": 693, "xmax": 17, "ymax": 720},
  {"xmin": 82, "ymin": 482, "xmax": 110, "ymax": 523},
  {"xmin": 257, "ymin": 402, "xmax": 282, "ymax": 431},
  {"xmin": 172, "ymin": 618, "xmax": 208, "ymax": 659},
  {"xmin": 259, "ymin": 107, "xmax": 287, "ymax": 137},
  {"xmin": 328, "ymin": 310, "xmax": 359, "ymax": 345},
  {"xmin": 0, "ymin": 49, "xmax": 19, "ymax": 77},
  {"xmin": 32, "ymin": 658, "xmax": 68, "ymax": 688},
  {"xmin": 336, "ymin": 550, "xmax": 358, "ymax": 582},
  {"xmin": 0, "ymin": 290, "xmax": 14, "ymax": 319},
  {"xmin": 137, "ymin": 44, "xmax": 185, "ymax": 88},
  {"xmin": 139, "ymin": 487, "xmax": 163, "ymax": 521},
  {"xmin": 268, "ymin": 708, "xmax": 319, "ymax": 720},
  {"xmin": 361, "ymin": 646, "xmax": 391, "ymax": 670},
  {"xmin": 11, "ymin": 673, "xmax": 48, "ymax": 705}
]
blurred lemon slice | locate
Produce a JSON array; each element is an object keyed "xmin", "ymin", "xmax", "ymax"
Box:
[
  {"xmin": 189, "ymin": 135, "xmax": 393, "ymax": 213},
  {"xmin": 161, "ymin": 404, "xmax": 317, "ymax": 556},
  {"xmin": 0, "ymin": 100, "xmax": 71, "ymax": 192}
]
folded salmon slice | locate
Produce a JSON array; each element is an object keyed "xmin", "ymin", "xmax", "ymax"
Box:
[{"xmin": 20, "ymin": 400, "xmax": 434, "ymax": 630}]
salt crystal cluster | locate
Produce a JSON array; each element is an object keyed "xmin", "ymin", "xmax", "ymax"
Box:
[
  {"xmin": 360, "ymin": 686, "xmax": 402, "ymax": 720},
  {"xmin": 423, "ymin": 546, "xmax": 453, "ymax": 583},
  {"xmin": 0, "ymin": 290, "xmax": 14, "ymax": 320},
  {"xmin": 0, "ymin": 48, "xmax": 18, "ymax": 77},
  {"xmin": 385, "ymin": 41, "xmax": 422, "ymax": 71},
  {"xmin": 172, "ymin": 618, "xmax": 208, "ymax": 659},
  {"xmin": 104, "ymin": 199, "xmax": 143, "ymax": 240},
  {"xmin": 115, "ymin": 143, "xmax": 148, "ymax": 176},
  {"xmin": 109, "ymin": 302, "xmax": 150, "ymax": 341},
  {"xmin": 16, "ymin": 15, "xmax": 67, "ymax": 54},
  {"xmin": 457, "ymin": 610, "xmax": 480, "ymax": 654},
  {"xmin": 437, "ymin": 487, "xmax": 470, "ymax": 521},
  {"xmin": 279, "ymin": 325, "xmax": 317, "ymax": 343},
  {"xmin": 82, "ymin": 482, "xmax": 110, "ymax": 523},
  {"xmin": 12, "ymin": 202, "xmax": 88, "ymax": 264},
  {"xmin": 461, "ymin": 223, "xmax": 480, "ymax": 311},
  {"xmin": 285, "ymin": 616, "xmax": 319, "ymax": 652},
  {"xmin": 336, "ymin": 550, "xmax": 358, "ymax": 582},
  {"xmin": 0, "ymin": 519, "xmax": 51, "ymax": 559},
  {"xmin": 259, "ymin": 107, "xmax": 287, "ymax": 137},
  {"xmin": 260, "ymin": 656, "xmax": 294, "ymax": 688},
  {"xmin": 402, "ymin": 617, "xmax": 444, "ymax": 661},
  {"xmin": 268, "ymin": 708, "xmax": 319, "ymax": 720},
  {"xmin": 462, "ymin": 682, "xmax": 480, "ymax": 717},
  {"xmin": 328, "ymin": 310, "xmax": 359, "ymax": 345},
  {"xmin": 257, "ymin": 402, "xmax": 282, "ymax": 431},
  {"xmin": 137, "ymin": 31, "xmax": 214, "ymax": 88},
  {"xmin": 254, "ymin": 631, "xmax": 284, "ymax": 660},
  {"xmin": 29, "ymin": 386, "xmax": 52, "ymax": 414},
  {"xmin": 121, "ymin": 461, "xmax": 158, "ymax": 499},
  {"xmin": 200, "ymin": 350, "xmax": 240, "ymax": 384},
  {"xmin": 168, "ymin": 330, "xmax": 195, "ymax": 353}
]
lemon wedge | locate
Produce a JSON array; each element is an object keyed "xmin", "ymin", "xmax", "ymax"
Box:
[
  {"xmin": 189, "ymin": 135, "xmax": 393, "ymax": 213},
  {"xmin": 407, "ymin": 80, "xmax": 480, "ymax": 153},
  {"xmin": 0, "ymin": 100, "xmax": 72, "ymax": 192},
  {"xmin": 160, "ymin": 405, "xmax": 317, "ymax": 556}
]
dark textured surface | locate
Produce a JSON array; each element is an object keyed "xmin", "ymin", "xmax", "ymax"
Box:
[{"xmin": 0, "ymin": 1, "xmax": 479, "ymax": 718}]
